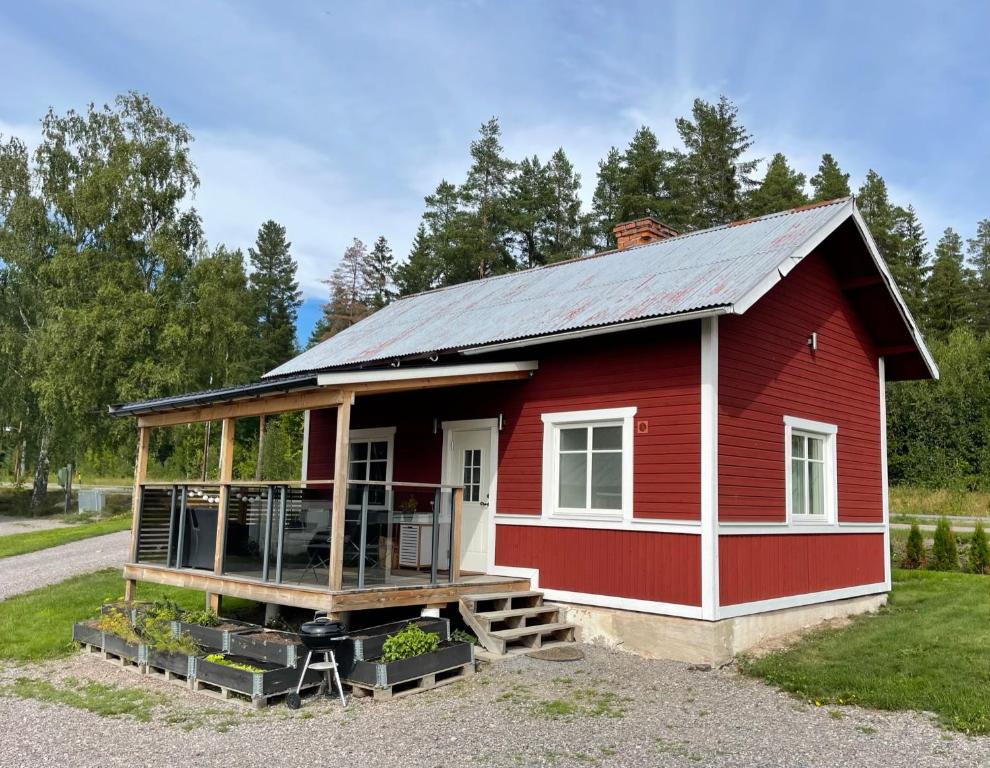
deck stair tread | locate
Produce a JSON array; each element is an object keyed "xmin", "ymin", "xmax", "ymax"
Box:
[
  {"xmin": 461, "ymin": 590, "xmax": 543, "ymax": 603},
  {"xmin": 490, "ymin": 622, "xmax": 574, "ymax": 640},
  {"xmin": 475, "ymin": 606, "xmax": 558, "ymax": 622},
  {"xmin": 459, "ymin": 586, "xmax": 577, "ymax": 658}
]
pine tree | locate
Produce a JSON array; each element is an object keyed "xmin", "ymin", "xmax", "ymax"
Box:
[
  {"xmin": 541, "ymin": 148, "xmax": 587, "ymax": 263},
  {"xmin": 423, "ymin": 179, "xmax": 472, "ymax": 285},
  {"xmin": 966, "ymin": 219, "xmax": 990, "ymax": 333},
  {"xmin": 968, "ymin": 521, "xmax": 989, "ymax": 574},
  {"xmin": 460, "ymin": 117, "xmax": 516, "ymax": 277},
  {"xmin": 395, "ymin": 223, "xmax": 438, "ymax": 296},
  {"xmin": 809, "ymin": 154, "xmax": 850, "ymax": 201},
  {"xmin": 591, "ymin": 147, "xmax": 623, "ymax": 249},
  {"xmin": 248, "ymin": 220, "xmax": 301, "ymax": 375},
  {"xmin": 675, "ymin": 96, "xmax": 758, "ymax": 228},
  {"xmin": 931, "ymin": 516, "xmax": 959, "ymax": 571},
  {"xmin": 362, "ymin": 235, "xmax": 396, "ymax": 310},
  {"xmin": 903, "ymin": 522, "xmax": 925, "ymax": 568},
  {"xmin": 856, "ymin": 170, "xmax": 901, "ymax": 267},
  {"xmin": 508, "ymin": 155, "xmax": 549, "ymax": 267},
  {"xmin": 924, "ymin": 228, "xmax": 974, "ymax": 338},
  {"xmin": 747, "ymin": 153, "xmax": 808, "ymax": 216},
  {"xmin": 892, "ymin": 205, "xmax": 929, "ymax": 315},
  {"xmin": 617, "ymin": 126, "xmax": 669, "ymax": 222}
]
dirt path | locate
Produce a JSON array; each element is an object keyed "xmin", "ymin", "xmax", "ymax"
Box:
[
  {"xmin": 0, "ymin": 531, "xmax": 130, "ymax": 599},
  {"xmin": 0, "ymin": 516, "xmax": 70, "ymax": 537}
]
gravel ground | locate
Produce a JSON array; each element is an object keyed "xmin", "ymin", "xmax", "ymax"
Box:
[
  {"xmin": 0, "ymin": 531, "xmax": 130, "ymax": 599},
  {"xmin": 0, "ymin": 515, "xmax": 70, "ymax": 537},
  {"xmin": 0, "ymin": 645, "xmax": 984, "ymax": 767}
]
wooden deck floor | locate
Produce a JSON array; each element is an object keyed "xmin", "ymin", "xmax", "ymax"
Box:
[{"xmin": 122, "ymin": 562, "xmax": 531, "ymax": 613}]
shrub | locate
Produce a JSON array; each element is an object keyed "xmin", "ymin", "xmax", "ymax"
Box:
[
  {"xmin": 968, "ymin": 522, "xmax": 990, "ymax": 574},
  {"xmin": 930, "ymin": 517, "xmax": 959, "ymax": 571},
  {"xmin": 96, "ymin": 609, "xmax": 140, "ymax": 644},
  {"xmin": 451, "ymin": 629, "xmax": 478, "ymax": 645},
  {"xmin": 902, "ymin": 523, "xmax": 925, "ymax": 569},
  {"xmin": 182, "ymin": 609, "xmax": 221, "ymax": 627},
  {"xmin": 144, "ymin": 596, "xmax": 184, "ymax": 623},
  {"xmin": 140, "ymin": 619, "xmax": 199, "ymax": 655},
  {"xmin": 381, "ymin": 624, "xmax": 439, "ymax": 662}
]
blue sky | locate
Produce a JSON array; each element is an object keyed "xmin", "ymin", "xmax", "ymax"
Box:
[{"xmin": 2, "ymin": 0, "xmax": 988, "ymax": 344}]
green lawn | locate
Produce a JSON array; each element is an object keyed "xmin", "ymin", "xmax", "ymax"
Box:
[
  {"xmin": 0, "ymin": 515, "xmax": 131, "ymax": 559},
  {"xmin": 0, "ymin": 568, "xmax": 255, "ymax": 662},
  {"xmin": 740, "ymin": 569, "xmax": 990, "ymax": 734}
]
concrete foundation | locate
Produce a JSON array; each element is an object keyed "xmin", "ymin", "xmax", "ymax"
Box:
[{"xmin": 558, "ymin": 593, "xmax": 887, "ymax": 666}]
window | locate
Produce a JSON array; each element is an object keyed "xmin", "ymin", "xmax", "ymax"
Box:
[
  {"xmin": 541, "ymin": 407, "xmax": 636, "ymax": 520},
  {"xmin": 347, "ymin": 428, "xmax": 395, "ymax": 508},
  {"xmin": 463, "ymin": 448, "xmax": 482, "ymax": 502},
  {"xmin": 784, "ymin": 416, "xmax": 837, "ymax": 523}
]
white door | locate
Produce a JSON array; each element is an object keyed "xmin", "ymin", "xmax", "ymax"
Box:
[{"xmin": 445, "ymin": 426, "xmax": 494, "ymax": 574}]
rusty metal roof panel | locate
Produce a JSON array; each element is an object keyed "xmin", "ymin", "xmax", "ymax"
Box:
[{"xmin": 266, "ymin": 199, "xmax": 853, "ymax": 377}]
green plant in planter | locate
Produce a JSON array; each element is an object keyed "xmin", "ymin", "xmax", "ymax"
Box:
[
  {"xmin": 96, "ymin": 609, "xmax": 140, "ymax": 644},
  {"xmin": 144, "ymin": 596, "xmax": 184, "ymax": 623},
  {"xmin": 181, "ymin": 609, "xmax": 221, "ymax": 627},
  {"xmin": 451, "ymin": 629, "xmax": 478, "ymax": 645},
  {"xmin": 203, "ymin": 653, "xmax": 265, "ymax": 673},
  {"xmin": 381, "ymin": 624, "xmax": 439, "ymax": 662},
  {"xmin": 141, "ymin": 620, "xmax": 200, "ymax": 655}
]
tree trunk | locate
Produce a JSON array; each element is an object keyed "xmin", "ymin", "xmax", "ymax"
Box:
[
  {"xmin": 63, "ymin": 463, "xmax": 73, "ymax": 515},
  {"xmin": 30, "ymin": 430, "xmax": 50, "ymax": 512},
  {"xmin": 254, "ymin": 415, "xmax": 266, "ymax": 480}
]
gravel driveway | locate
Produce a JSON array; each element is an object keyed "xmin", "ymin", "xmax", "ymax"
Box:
[
  {"xmin": 0, "ymin": 531, "xmax": 130, "ymax": 599},
  {"xmin": 0, "ymin": 515, "xmax": 69, "ymax": 537},
  {"xmin": 0, "ymin": 645, "xmax": 984, "ymax": 767}
]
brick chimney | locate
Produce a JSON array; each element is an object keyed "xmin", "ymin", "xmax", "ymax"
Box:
[{"xmin": 613, "ymin": 217, "xmax": 678, "ymax": 250}]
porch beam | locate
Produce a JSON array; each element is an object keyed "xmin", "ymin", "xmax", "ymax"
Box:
[
  {"xmin": 136, "ymin": 388, "xmax": 345, "ymax": 428},
  {"xmin": 450, "ymin": 487, "xmax": 463, "ymax": 583},
  {"xmin": 124, "ymin": 425, "xmax": 151, "ymax": 602},
  {"xmin": 328, "ymin": 391, "xmax": 353, "ymax": 591},
  {"xmin": 212, "ymin": 417, "xmax": 236, "ymax": 575},
  {"xmin": 348, "ymin": 370, "xmax": 532, "ymax": 396}
]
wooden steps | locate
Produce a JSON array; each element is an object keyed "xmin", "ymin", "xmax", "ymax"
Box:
[{"xmin": 459, "ymin": 589, "xmax": 576, "ymax": 657}]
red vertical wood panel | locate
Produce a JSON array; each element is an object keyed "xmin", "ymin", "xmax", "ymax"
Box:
[
  {"xmin": 719, "ymin": 250, "xmax": 883, "ymax": 523},
  {"xmin": 495, "ymin": 524, "xmax": 701, "ymax": 606},
  {"xmin": 718, "ymin": 533, "xmax": 886, "ymax": 605}
]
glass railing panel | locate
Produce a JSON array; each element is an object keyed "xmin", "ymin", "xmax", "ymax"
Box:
[
  {"xmin": 221, "ymin": 484, "xmax": 270, "ymax": 580},
  {"xmin": 276, "ymin": 485, "xmax": 332, "ymax": 585}
]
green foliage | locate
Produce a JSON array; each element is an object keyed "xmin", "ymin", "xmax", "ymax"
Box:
[
  {"xmin": 183, "ymin": 609, "xmax": 222, "ymax": 628},
  {"xmin": 451, "ymin": 628, "xmax": 478, "ymax": 646},
  {"xmin": 924, "ymin": 228, "xmax": 975, "ymax": 339},
  {"xmin": 3, "ymin": 677, "xmax": 164, "ymax": 722},
  {"xmin": 968, "ymin": 522, "xmax": 990, "ymax": 574},
  {"xmin": 381, "ymin": 624, "xmax": 440, "ymax": 662},
  {"xmin": 96, "ymin": 609, "xmax": 141, "ymax": 644},
  {"xmin": 747, "ymin": 153, "xmax": 807, "ymax": 216},
  {"xmin": 143, "ymin": 596, "xmax": 185, "ymax": 623},
  {"xmin": 931, "ymin": 517, "xmax": 959, "ymax": 571},
  {"xmin": 249, "ymin": 219, "xmax": 301, "ymax": 375},
  {"xmin": 203, "ymin": 653, "xmax": 265, "ymax": 673},
  {"xmin": 902, "ymin": 523, "xmax": 925, "ymax": 569},
  {"xmin": 809, "ymin": 153, "xmax": 851, "ymax": 201}
]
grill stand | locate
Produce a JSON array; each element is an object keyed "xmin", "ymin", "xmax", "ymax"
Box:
[{"xmin": 286, "ymin": 645, "xmax": 346, "ymax": 709}]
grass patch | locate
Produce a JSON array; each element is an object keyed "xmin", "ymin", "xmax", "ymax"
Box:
[
  {"xmin": 0, "ymin": 568, "xmax": 255, "ymax": 662},
  {"xmin": 0, "ymin": 515, "xmax": 130, "ymax": 559},
  {"xmin": 1, "ymin": 677, "xmax": 164, "ymax": 721},
  {"xmin": 891, "ymin": 485, "xmax": 990, "ymax": 518},
  {"xmin": 740, "ymin": 569, "xmax": 990, "ymax": 734}
]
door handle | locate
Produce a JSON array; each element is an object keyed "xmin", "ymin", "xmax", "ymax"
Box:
[{"xmin": 479, "ymin": 500, "xmax": 489, "ymax": 507}]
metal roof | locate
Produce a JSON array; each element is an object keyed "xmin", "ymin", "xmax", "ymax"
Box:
[{"xmin": 267, "ymin": 199, "xmax": 860, "ymax": 378}]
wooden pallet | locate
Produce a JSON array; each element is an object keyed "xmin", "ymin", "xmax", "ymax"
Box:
[
  {"xmin": 143, "ymin": 663, "xmax": 193, "ymax": 688},
  {"xmin": 348, "ymin": 661, "xmax": 475, "ymax": 702},
  {"xmin": 189, "ymin": 676, "xmax": 325, "ymax": 709}
]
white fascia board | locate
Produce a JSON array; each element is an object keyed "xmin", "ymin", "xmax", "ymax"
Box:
[
  {"xmin": 717, "ymin": 582, "xmax": 888, "ymax": 619},
  {"xmin": 315, "ymin": 360, "xmax": 538, "ymax": 386}
]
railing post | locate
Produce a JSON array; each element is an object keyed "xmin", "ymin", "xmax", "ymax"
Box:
[
  {"xmin": 262, "ymin": 485, "xmax": 274, "ymax": 582},
  {"xmin": 329, "ymin": 392, "xmax": 353, "ymax": 591},
  {"xmin": 275, "ymin": 485, "xmax": 287, "ymax": 584},
  {"xmin": 175, "ymin": 486, "xmax": 188, "ymax": 570},
  {"xmin": 125, "ymin": 426, "xmax": 150, "ymax": 601},
  {"xmin": 450, "ymin": 487, "xmax": 463, "ymax": 583},
  {"xmin": 165, "ymin": 484, "xmax": 178, "ymax": 568},
  {"xmin": 358, "ymin": 484, "xmax": 369, "ymax": 588},
  {"xmin": 430, "ymin": 488, "xmax": 441, "ymax": 585}
]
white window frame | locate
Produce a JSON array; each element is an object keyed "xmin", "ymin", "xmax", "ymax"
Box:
[
  {"xmin": 347, "ymin": 427, "xmax": 396, "ymax": 510},
  {"xmin": 541, "ymin": 407, "xmax": 636, "ymax": 522},
  {"xmin": 783, "ymin": 416, "xmax": 838, "ymax": 524}
]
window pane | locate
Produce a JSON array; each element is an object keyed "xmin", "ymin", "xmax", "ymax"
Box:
[
  {"xmin": 350, "ymin": 442, "xmax": 368, "ymax": 461},
  {"xmin": 808, "ymin": 436, "xmax": 824, "ymax": 461},
  {"xmin": 791, "ymin": 459, "xmax": 806, "ymax": 515},
  {"xmin": 558, "ymin": 453, "xmax": 587, "ymax": 508},
  {"xmin": 369, "ymin": 487, "xmax": 386, "ymax": 506},
  {"xmin": 809, "ymin": 462, "xmax": 825, "ymax": 516},
  {"xmin": 592, "ymin": 425, "xmax": 622, "ymax": 451},
  {"xmin": 591, "ymin": 453, "xmax": 622, "ymax": 509},
  {"xmin": 369, "ymin": 461, "xmax": 386, "ymax": 482},
  {"xmin": 473, "ymin": 467, "xmax": 481, "ymax": 484},
  {"xmin": 349, "ymin": 460, "xmax": 367, "ymax": 481},
  {"xmin": 791, "ymin": 434, "xmax": 805, "ymax": 459},
  {"xmin": 370, "ymin": 441, "xmax": 388, "ymax": 460},
  {"xmin": 560, "ymin": 427, "xmax": 587, "ymax": 451}
]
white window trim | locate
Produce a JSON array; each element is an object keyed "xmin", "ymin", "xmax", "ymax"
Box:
[
  {"xmin": 783, "ymin": 415, "xmax": 838, "ymax": 524},
  {"xmin": 541, "ymin": 407, "xmax": 636, "ymax": 522},
  {"xmin": 347, "ymin": 427, "xmax": 396, "ymax": 509}
]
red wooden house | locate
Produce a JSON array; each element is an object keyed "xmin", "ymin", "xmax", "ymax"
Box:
[{"xmin": 114, "ymin": 197, "xmax": 935, "ymax": 663}]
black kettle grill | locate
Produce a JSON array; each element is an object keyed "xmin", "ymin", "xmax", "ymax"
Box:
[{"xmin": 286, "ymin": 617, "xmax": 349, "ymax": 709}]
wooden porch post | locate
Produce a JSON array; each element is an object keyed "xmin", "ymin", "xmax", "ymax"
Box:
[
  {"xmin": 124, "ymin": 426, "xmax": 151, "ymax": 602},
  {"xmin": 450, "ymin": 487, "xmax": 463, "ymax": 583},
  {"xmin": 208, "ymin": 418, "xmax": 236, "ymax": 613},
  {"xmin": 328, "ymin": 392, "xmax": 353, "ymax": 591}
]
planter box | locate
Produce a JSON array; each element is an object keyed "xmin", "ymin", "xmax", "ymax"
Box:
[
  {"xmin": 101, "ymin": 601, "xmax": 152, "ymax": 624},
  {"xmin": 194, "ymin": 654, "xmax": 322, "ymax": 703},
  {"xmin": 102, "ymin": 632, "xmax": 145, "ymax": 664},
  {"xmin": 227, "ymin": 628, "xmax": 306, "ymax": 667},
  {"xmin": 72, "ymin": 621, "xmax": 104, "ymax": 648},
  {"xmin": 174, "ymin": 619, "xmax": 255, "ymax": 652},
  {"xmin": 345, "ymin": 640, "xmax": 473, "ymax": 690},
  {"xmin": 349, "ymin": 617, "xmax": 449, "ymax": 663},
  {"xmin": 146, "ymin": 648, "xmax": 195, "ymax": 677}
]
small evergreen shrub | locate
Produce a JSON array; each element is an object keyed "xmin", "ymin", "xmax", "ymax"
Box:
[
  {"xmin": 381, "ymin": 624, "xmax": 440, "ymax": 662},
  {"xmin": 930, "ymin": 517, "xmax": 959, "ymax": 571},
  {"xmin": 968, "ymin": 521, "xmax": 990, "ymax": 574},
  {"xmin": 902, "ymin": 523, "xmax": 925, "ymax": 569}
]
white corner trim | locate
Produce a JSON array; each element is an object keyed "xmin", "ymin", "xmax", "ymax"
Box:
[
  {"xmin": 783, "ymin": 415, "xmax": 838, "ymax": 434},
  {"xmin": 488, "ymin": 563, "xmax": 704, "ymax": 619},
  {"xmin": 316, "ymin": 360, "xmax": 538, "ymax": 386},
  {"xmin": 700, "ymin": 316, "xmax": 719, "ymax": 621},
  {"xmin": 879, "ymin": 357, "xmax": 891, "ymax": 591},
  {"xmin": 494, "ymin": 514, "xmax": 701, "ymax": 535},
  {"xmin": 716, "ymin": 581, "xmax": 889, "ymax": 619},
  {"xmin": 301, "ymin": 409, "xmax": 311, "ymax": 482}
]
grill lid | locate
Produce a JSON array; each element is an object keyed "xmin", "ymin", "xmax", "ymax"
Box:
[{"xmin": 301, "ymin": 619, "xmax": 346, "ymax": 638}]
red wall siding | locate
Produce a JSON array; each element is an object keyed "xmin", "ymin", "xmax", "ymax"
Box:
[
  {"xmin": 496, "ymin": 525, "xmax": 701, "ymax": 606},
  {"xmin": 307, "ymin": 323, "xmax": 702, "ymax": 521},
  {"xmin": 718, "ymin": 533, "xmax": 886, "ymax": 605},
  {"xmin": 719, "ymin": 250, "xmax": 883, "ymax": 523}
]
